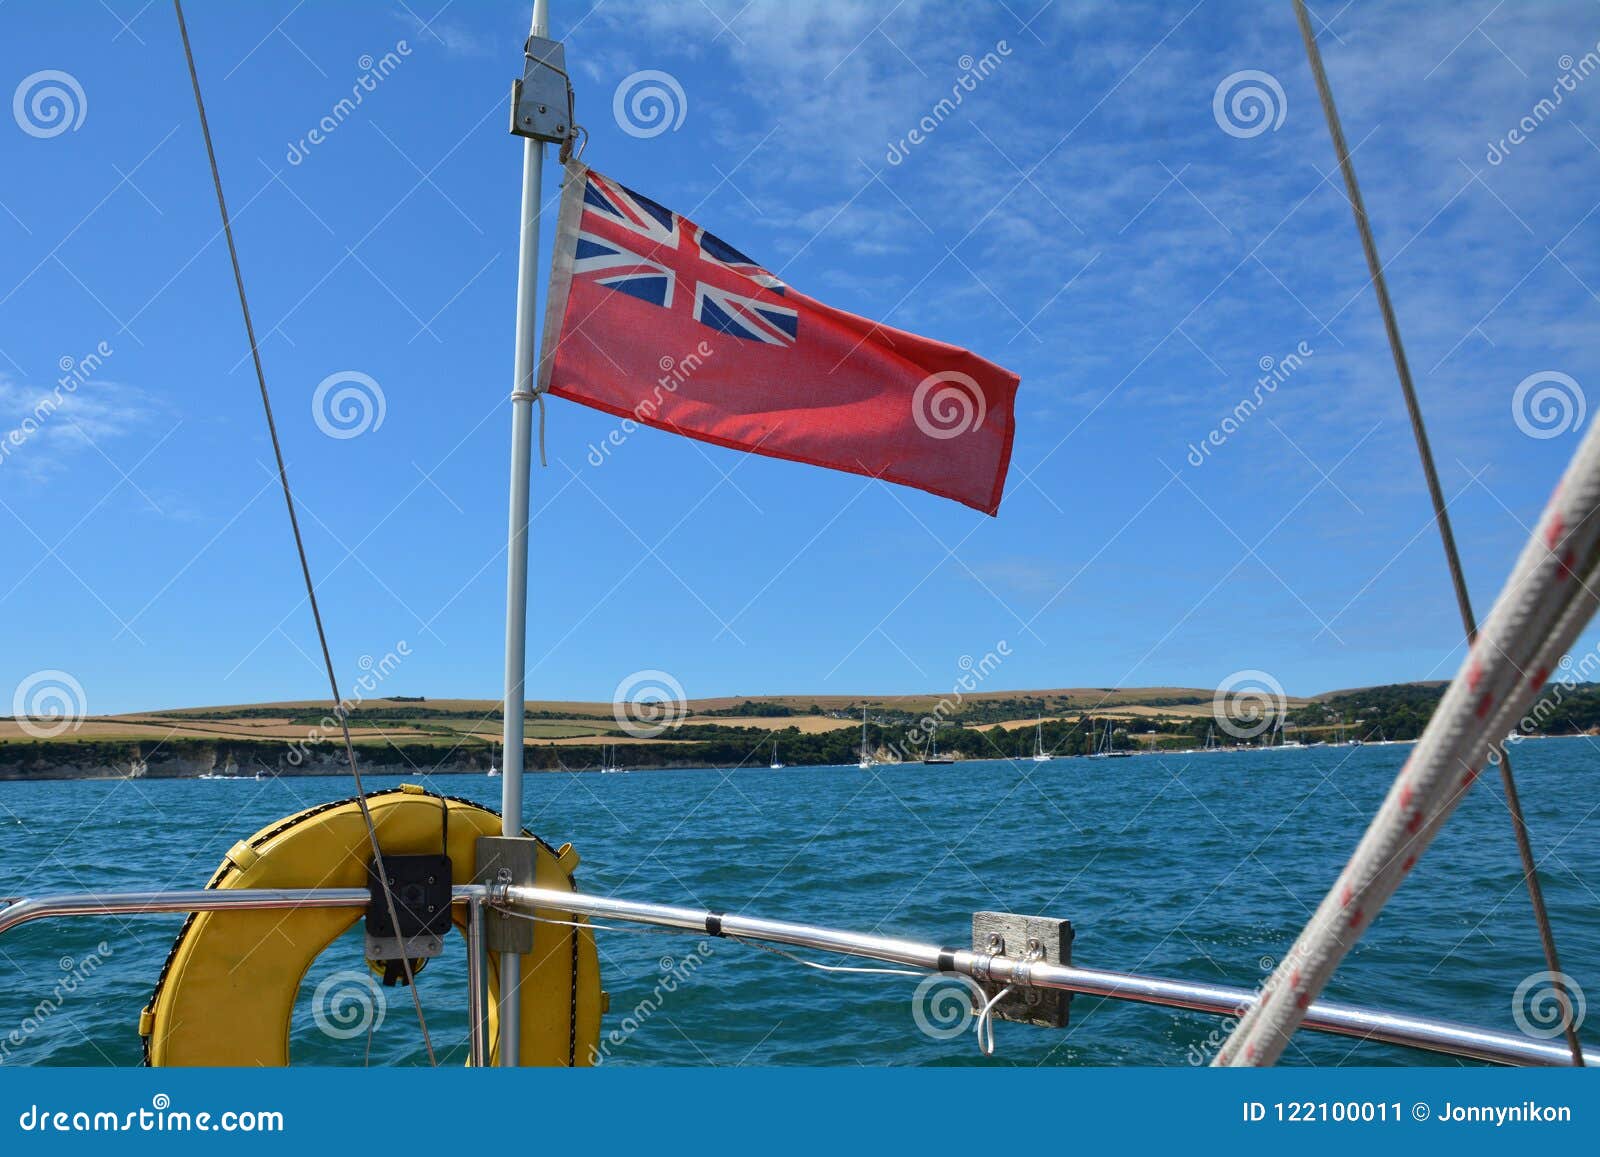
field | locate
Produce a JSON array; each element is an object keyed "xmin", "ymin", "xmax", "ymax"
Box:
[
  {"xmin": 0, "ymin": 686, "xmax": 1271, "ymax": 746},
  {"xmin": 0, "ymin": 681, "xmax": 1484, "ymax": 776}
]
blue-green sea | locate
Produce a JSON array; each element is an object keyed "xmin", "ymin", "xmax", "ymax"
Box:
[{"xmin": 2, "ymin": 739, "xmax": 1596, "ymax": 1067}]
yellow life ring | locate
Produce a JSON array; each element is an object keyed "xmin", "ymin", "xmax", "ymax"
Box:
[{"xmin": 140, "ymin": 784, "xmax": 602, "ymax": 1066}]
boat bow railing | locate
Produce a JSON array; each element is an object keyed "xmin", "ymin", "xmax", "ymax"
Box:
[{"xmin": 0, "ymin": 885, "xmax": 1589, "ymax": 1068}]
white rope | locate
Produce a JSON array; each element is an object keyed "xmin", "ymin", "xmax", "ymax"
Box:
[
  {"xmin": 975, "ymin": 984, "xmax": 1014, "ymax": 1056},
  {"xmin": 1217, "ymin": 416, "xmax": 1600, "ymax": 1066},
  {"xmin": 493, "ymin": 908, "xmax": 683, "ymax": 937},
  {"xmin": 732, "ymin": 936, "xmax": 926, "ymax": 978}
]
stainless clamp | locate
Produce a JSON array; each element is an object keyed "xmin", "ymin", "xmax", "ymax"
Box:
[
  {"xmin": 970, "ymin": 911, "xmax": 1074, "ymax": 1028},
  {"xmin": 510, "ymin": 35, "xmax": 574, "ymax": 145}
]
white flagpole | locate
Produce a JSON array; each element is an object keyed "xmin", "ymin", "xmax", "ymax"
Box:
[{"xmin": 499, "ymin": 0, "xmax": 551, "ymax": 1067}]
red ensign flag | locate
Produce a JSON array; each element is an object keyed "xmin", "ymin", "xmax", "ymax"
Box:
[{"xmin": 537, "ymin": 163, "xmax": 1021, "ymax": 515}]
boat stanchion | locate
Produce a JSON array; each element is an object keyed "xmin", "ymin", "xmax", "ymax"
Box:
[
  {"xmin": 498, "ymin": 0, "xmax": 559, "ymax": 1070},
  {"xmin": 465, "ymin": 894, "xmax": 491, "ymax": 1067},
  {"xmin": 474, "ymin": 836, "xmax": 541, "ymax": 1064}
]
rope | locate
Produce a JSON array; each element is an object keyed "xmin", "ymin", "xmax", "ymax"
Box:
[
  {"xmin": 732, "ymin": 936, "xmax": 927, "ymax": 979},
  {"xmin": 1217, "ymin": 411, "xmax": 1600, "ymax": 1065},
  {"xmin": 172, "ymin": 0, "xmax": 435, "ymax": 1065},
  {"xmin": 1289, "ymin": 0, "xmax": 1583, "ymax": 1067},
  {"xmin": 974, "ymin": 984, "xmax": 1014, "ymax": 1057}
]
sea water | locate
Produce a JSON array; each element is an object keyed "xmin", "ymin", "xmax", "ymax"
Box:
[{"xmin": 1, "ymin": 739, "xmax": 1595, "ymax": 1066}]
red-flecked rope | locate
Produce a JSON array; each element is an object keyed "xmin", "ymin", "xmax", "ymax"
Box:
[
  {"xmin": 1216, "ymin": 418, "xmax": 1600, "ymax": 1065},
  {"xmin": 1293, "ymin": 0, "xmax": 1582, "ymax": 1067}
]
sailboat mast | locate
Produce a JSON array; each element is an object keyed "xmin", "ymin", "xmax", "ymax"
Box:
[{"xmin": 499, "ymin": 0, "xmax": 552, "ymax": 1069}]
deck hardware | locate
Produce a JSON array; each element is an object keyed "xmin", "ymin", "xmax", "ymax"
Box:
[
  {"xmin": 365, "ymin": 853, "xmax": 452, "ymax": 985},
  {"xmin": 510, "ymin": 35, "xmax": 574, "ymax": 144},
  {"xmin": 474, "ymin": 836, "xmax": 538, "ymax": 953},
  {"xmin": 971, "ymin": 912, "xmax": 1074, "ymax": 1028}
]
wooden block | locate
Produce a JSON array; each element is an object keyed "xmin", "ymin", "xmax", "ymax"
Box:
[{"xmin": 971, "ymin": 911, "xmax": 1074, "ymax": 1028}]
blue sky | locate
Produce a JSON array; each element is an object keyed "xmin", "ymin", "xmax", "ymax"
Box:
[{"xmin": 2, "ymin": 0, "xmax": 1599, "ymax": 715}]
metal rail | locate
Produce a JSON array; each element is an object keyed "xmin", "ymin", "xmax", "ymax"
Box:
[
  {"xmin": 495, "ymin": 884, "xmax": 1597, "ymax": 1068},
  {"xmin": 0, "ymin": 887, "xmax": 492, "ymax": 1064},
  {"xmin": 1, "ymin": 885, "xmax": 1588, "ymax": 1067}
]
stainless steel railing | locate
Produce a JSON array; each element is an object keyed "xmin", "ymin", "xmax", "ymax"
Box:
[{"xmin": 1, "ymin": 885, "xmax": 1588, "ymax": 1067}]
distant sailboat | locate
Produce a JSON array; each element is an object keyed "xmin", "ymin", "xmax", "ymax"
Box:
[
  {"xmin": 1031, "ymin": 719, "xmax": 1052, "ymax": 763},
  {"xmin": 769, "ymin": 739, "xmax": 784, "ymax": 770},
  {"xmin": 922, "ymin": 734, "xmax": 955, "ymax": 765},
  {"xmin": 856, "ymin": 707, "xmax": 874, "ymax": 769},
  {"xmin": 1087, "ymin": 719, "xmax": 1131, "ymax": 759},
  {"xmin": 600, "ymin": 744, "xmax": 623, "ymax": 773},
  {"xmin": 487, "ymin": 740, "xmax": 500, "ymax": 777}
]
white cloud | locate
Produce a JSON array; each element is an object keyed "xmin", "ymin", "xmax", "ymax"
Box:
[
  {"xmin": 391, "ymin": 6, "xmax": 508, "ymax": 58},
  {"xmin": 0, "ymin": 375, "xmax": 160, "ymax": 482}
]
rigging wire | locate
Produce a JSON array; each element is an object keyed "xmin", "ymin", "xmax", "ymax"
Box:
[
  {"xmin": 171, "ymin": 0, "xmax": 436, "ymax": 1064},
  {"xmin": 1292, "ymin": 0, "xmax": 1584, "ymax": 1066}
]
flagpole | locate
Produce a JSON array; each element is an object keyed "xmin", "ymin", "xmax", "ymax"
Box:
[{"xmin": 499, "ymin": 0, "xmax": 550, "ymax": 1067}]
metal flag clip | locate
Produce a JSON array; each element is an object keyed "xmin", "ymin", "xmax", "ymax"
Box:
[{"xmin": 511, "ymin": 34, "xmax": 577, "ymax": 152}]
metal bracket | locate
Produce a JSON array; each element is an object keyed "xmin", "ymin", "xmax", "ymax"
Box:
[
  {"xmin": 971, "ymin": 911, "xmax": 1074, "ymax": 1028},
  {"xmin": 474, "ymin": 836, "xmax": 537, "ymax": 954},
  {"xmin": 364, "ymin": 854, "xmax": 452, "ymax": 979},
  {"xmin": 510, "ymin": 35, "xmax": 572, "ymax": 144}
]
